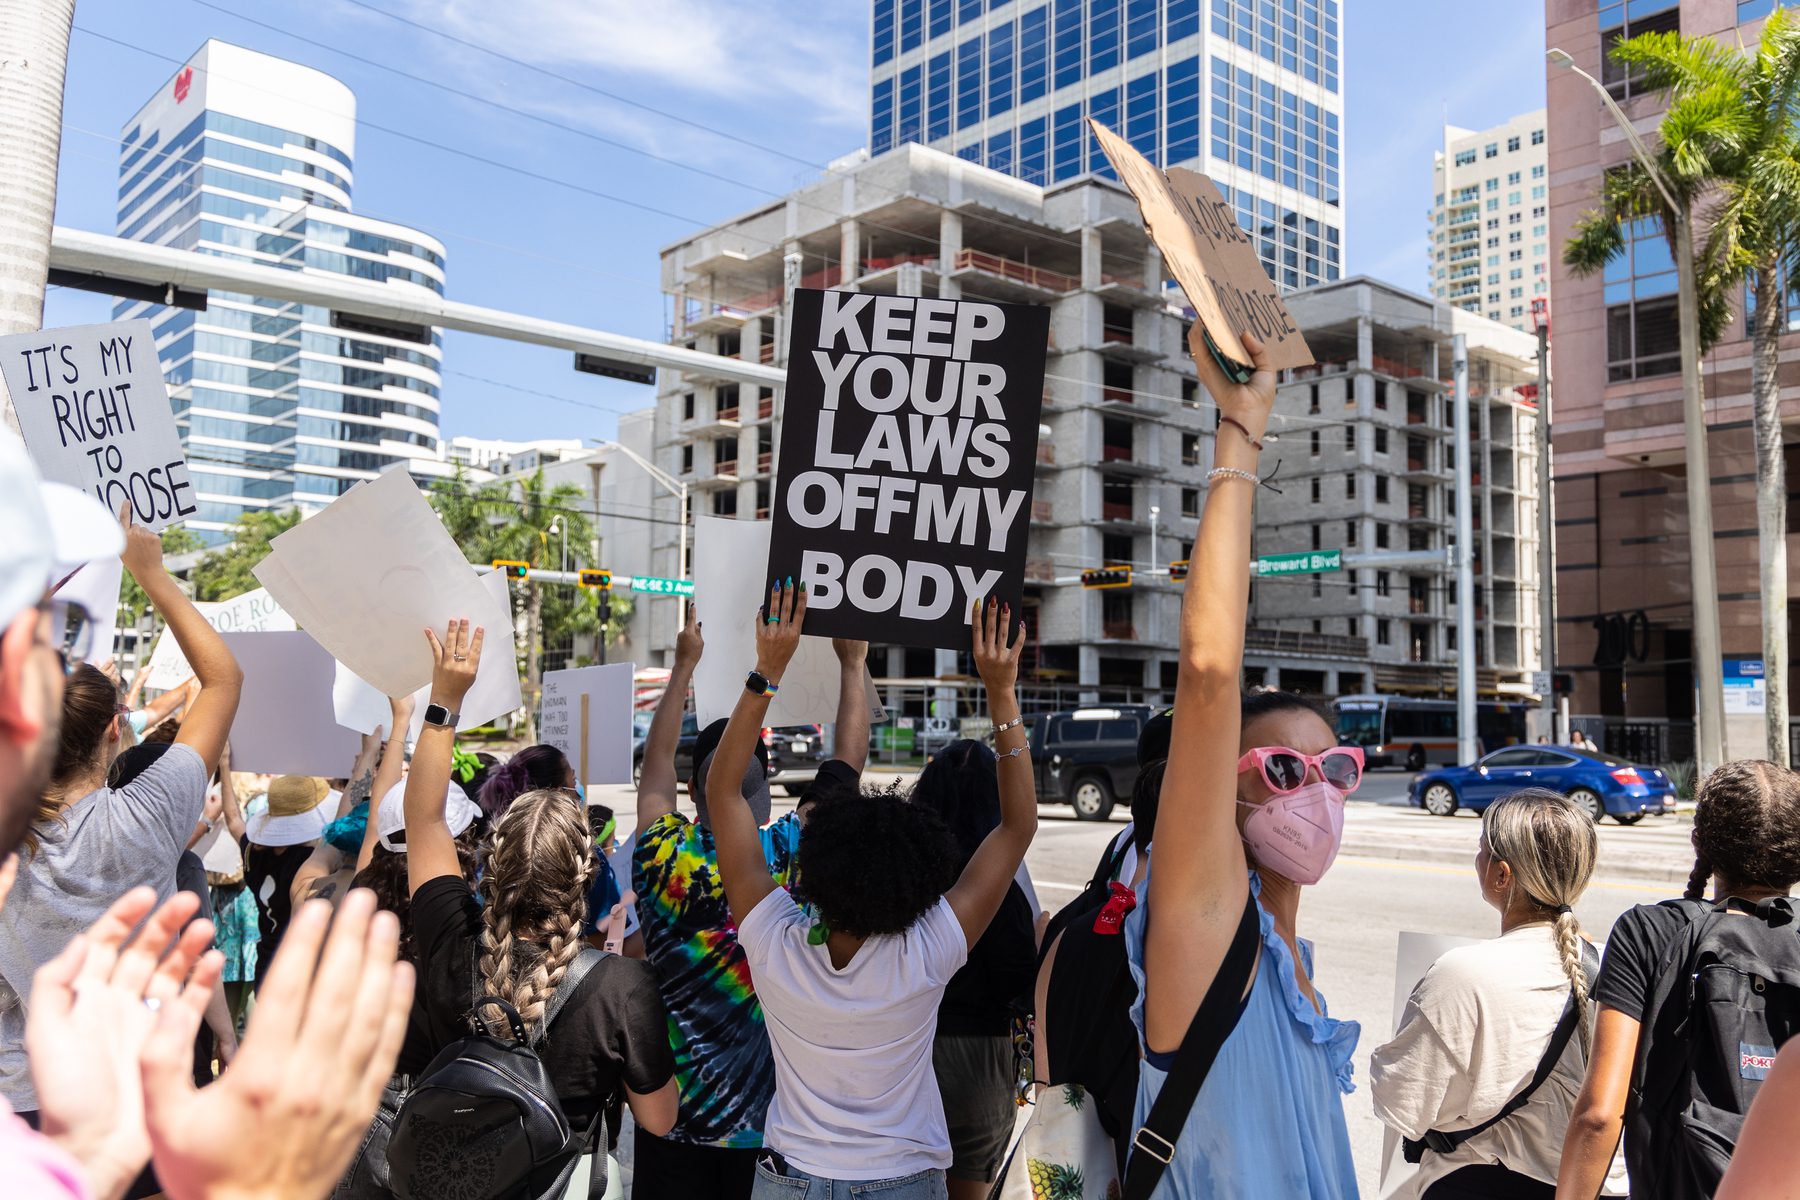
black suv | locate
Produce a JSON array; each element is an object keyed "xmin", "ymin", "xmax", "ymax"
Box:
[
  {"xmin": 1031, "ymin": 705, "xmax": 1152, "ymax": 821},
  {"xmin": 632, "ymin": 714, "xmax": 826, "ymax": 796}
]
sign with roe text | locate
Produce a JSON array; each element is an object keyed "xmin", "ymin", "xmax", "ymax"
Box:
[
  {"xmin": 767, "ymin": 289, "xmax": 1048, "ymax": 650},
  {"xmin": 1, "ymin": 319, "xmax": 196, "ymax": 532}
]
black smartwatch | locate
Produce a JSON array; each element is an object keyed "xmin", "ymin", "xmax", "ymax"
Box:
[
  {"xmin": 745, "ymin": 670, "xmax": 779, "ymax": 698},
  {"xmin": 422, "ymin": 702, "xmax": 459, "ymax": 729}
]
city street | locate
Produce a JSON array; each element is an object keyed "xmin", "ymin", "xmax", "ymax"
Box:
[{"xmin": 589, "ymin": 775, "xmax": 1692, "ymax": 1196}]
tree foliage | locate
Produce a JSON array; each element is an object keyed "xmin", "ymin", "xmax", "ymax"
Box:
[{"xmin": 190, "ymin": 509, "xmax": 301, "ymax": 602}]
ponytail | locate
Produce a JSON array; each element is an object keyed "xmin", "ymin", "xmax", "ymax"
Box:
[
  {"xmin": 1684, "ymin": 854, "xmax": 1711, "ymax": 901},
  {"xmin": 1551, "ymin": 908, "xmax": 1593, "ymax": 1055}
]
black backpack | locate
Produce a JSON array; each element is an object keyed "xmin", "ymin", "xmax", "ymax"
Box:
[
  {"xmin": 1628, "ymin": 896, "xmax": 1800, "ymax": 1198},
  {"xmin": 388, "ymin": 947, "xmax": 605, "ymax": 1200}
]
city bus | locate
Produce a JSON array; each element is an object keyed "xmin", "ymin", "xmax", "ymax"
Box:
[{"xmin": 1333, "ymin": 694, "xmax": 1531, "ymax": 771}]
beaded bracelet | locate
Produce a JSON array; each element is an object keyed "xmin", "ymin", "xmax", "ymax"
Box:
[{"xmin": 1207, "ymin": 467, "xmax": 1261, "ymax": 487}]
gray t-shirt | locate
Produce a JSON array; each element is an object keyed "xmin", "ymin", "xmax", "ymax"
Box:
[{"xmin": 0, "ymin": 742, "xmax": 208, "ymax": 1108}]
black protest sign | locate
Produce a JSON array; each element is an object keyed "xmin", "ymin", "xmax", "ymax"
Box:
[
  {"xmin": 767, "ymin": 289, "xmax": 1048, "ymax": 650},
  {"xmin": 1, "ymin": 319, "xmax": 196, "ymax": 532}
]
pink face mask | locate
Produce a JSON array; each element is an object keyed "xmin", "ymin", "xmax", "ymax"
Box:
[{"xmin": 1237, "ymin": 782, "xmax": 1346, "ymax": 885}]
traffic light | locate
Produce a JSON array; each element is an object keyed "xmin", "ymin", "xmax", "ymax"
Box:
[
  {"xmin": 1081, "ymin": 565, "xmax": 1132, "ymax": 589},
  {"xmin": 1168, "ymin": 560, "xmax": 1190, "ymax": 582},
  {"xmin": 1552, "ymin": 672, "xmax": 1575, "ymax": 696},
  {"xmin": 578, "ymin": 568, "xmax": 613, "ymax": 591},
  {"xmin": 492, "ymin": 559, "xmax": 529, "ymax": 580}
]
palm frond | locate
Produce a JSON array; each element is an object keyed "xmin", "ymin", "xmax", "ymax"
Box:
[
  {"xmin": 1612, "ymin": 29, "xmax": 1750, "ymax": 98},
  {"xmin": 1660, "ymin": 86, "xmax": 1756, "ymax": 178},
  {"xmin": 1563, "ymin": 209, "xmax": 1628, "ymax": 277}
]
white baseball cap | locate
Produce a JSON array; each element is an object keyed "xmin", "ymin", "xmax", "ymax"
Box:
[
  {"xmin": 377, "ymin": 777, "xmax": 481, "ymax": 852},
  {"xmin": 0, "ymin": 431, "xmax": 123, "ymax": 631}
]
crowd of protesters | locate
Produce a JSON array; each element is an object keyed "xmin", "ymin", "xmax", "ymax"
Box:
[{"xmin": 4, "ymin": 324, "xmax": 1800, "ymax": 1200}]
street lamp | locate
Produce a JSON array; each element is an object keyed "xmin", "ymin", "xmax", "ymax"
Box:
[
  {"xmin": 1548, "ymin": 47, "xmax": 1725, "ymax": 774},
  {"xmin": 548, "ymin": 518, "xmax": 566, "ymax": 575},
  {"xmin": 594, "ymin": 438, "xmax": 692, "ymax": 619}
]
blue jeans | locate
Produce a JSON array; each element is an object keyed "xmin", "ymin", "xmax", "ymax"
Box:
[{"xmin": 750, "ymin": 1160, "xmax": 948, "ymax": 1200}]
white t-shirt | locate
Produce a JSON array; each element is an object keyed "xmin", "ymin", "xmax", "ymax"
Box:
[
  {"xmin": 1369, "ymin": 923, "xmax": 1627, "ymax": 1198},
  {"xmin": 738, "ymin": 888, "xmax": 970, "ymax": 1180}
]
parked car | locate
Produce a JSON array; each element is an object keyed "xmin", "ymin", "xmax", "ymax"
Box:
[
  {"xmin": 764, "ymin": 724, "xmax": 828, "ymax": 796},
  {"xmin": 1408, "ymin": 744, "xmax": 1677, "ymax": 824},
  {"xmin": 632, "ymin": 711, "xmax": 701, "ymax": 786},
  {"xmin": 1031, "ymin": 705, "xmax": 1153, "ymax": 821}
]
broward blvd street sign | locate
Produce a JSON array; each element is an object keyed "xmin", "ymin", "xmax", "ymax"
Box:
[
  {"xmin": 1256, "ymin": 549, "xmax": 1342, "ymax": 576},
  {"xmin": 628, "ymin": 575, "xmax": 694, "ymax": 597}
]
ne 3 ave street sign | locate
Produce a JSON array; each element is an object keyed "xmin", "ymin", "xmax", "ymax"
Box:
[
  {"xmin": 1256, "ymin": 549, "xmax": 1342, "ymax": 576},
  {"xmin": 628, "ymin": 575, "xmax": 695, "ymax": 597}
]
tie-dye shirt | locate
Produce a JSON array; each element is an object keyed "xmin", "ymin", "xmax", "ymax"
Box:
[{"xmin": 633, "ymin": 811, "xmax": 802, "ymax": 1147}]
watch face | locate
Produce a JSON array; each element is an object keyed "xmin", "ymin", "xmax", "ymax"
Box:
[
  {"xmin": 424, "ymin": 703, "xmax": 453, "ymax": 726},
  {"xmin": 746, "ymin": 671, "xmax": 768, "ymax": 694}
]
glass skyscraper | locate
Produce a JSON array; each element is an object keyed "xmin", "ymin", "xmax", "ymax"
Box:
[
  {"xmin": 115, "ymin": 40, "xmax": 447, "ymax": 541},
  {"xmin": 869, "ymin": 0, "xmax": 1343, "ymax": 289}
]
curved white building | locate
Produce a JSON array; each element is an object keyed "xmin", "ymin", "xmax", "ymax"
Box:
[{"xmin": 114, "ymin": 40, "xmax": 446, "ymax": 540}]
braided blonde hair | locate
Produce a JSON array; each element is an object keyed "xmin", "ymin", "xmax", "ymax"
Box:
[
  {"xmin": 1481, "ymin": 788, "xmax": 1599, "ymax": 1053},
  {"xmin": 477, "ymin": 788, "xmax": 594, "ymax": 1035}
]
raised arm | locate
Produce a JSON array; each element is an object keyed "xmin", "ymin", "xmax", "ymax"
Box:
[
  {"xmin": 136, "ymin": 677, "xmax": 192, "ymax": 737},
  {"xmin": 636, "ymin": 609, "xmax": 703, "ymax": 834},
  {"xmin": 405, "ymin": 619, "xmax": 484, "ymax": 897},
  {"xmin": 829, "ymin": 639, "xmax": 871, "ymax": 772},
  {"xmin": 1140, "ymin": 329, "xmax": 1274, "ymax": 1054},
  {"xmin": 357, "ymin": 698, "xmax": 413, "ymax": 873},
  {"xmin": 944, "ymin": 599, "xmax": 1035, "ymax": 947},
  {"xmin": 217, "ymin": 748, "xmax": 246, "ymax": 841},
  {"xmin": 1556, "ymin": 1005, "xmax": 1640, "ymax": 1200},
  {"xmin": 118, "ymin": 509, "xmax": 242, "ymax": 775},
  {"xmin": 708, "ymin": 582, "xmax": 805, "ymax": 925}
]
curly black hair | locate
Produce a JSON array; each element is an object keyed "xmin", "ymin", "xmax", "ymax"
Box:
[
  {"xmin": 796, "ymin": 784, "xmax": 960, "ymax": 939},
  {"xmin": 352, "ymin": 832, "xmax": 482, "ymax": 962},
  {"xmin": 909, "ymin": 739, "xmax": 1000, "ymax": 872},
  {"xmin": 1685, "ymin": 759, "xmax": 1800, "ymax": 899}
]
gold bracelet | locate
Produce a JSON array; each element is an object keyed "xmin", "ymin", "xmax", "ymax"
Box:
[{"xmin": 992, "ymin": 715, "xmax": 1025, "ymax": 735}]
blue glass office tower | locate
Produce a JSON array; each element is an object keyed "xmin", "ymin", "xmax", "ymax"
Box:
[
  {"xmin": 114, "ymin": 40, "xmax": 447, "ymax": 541},
  {"xmin": 870, "ymin": 0, "xmax": 1343, "ymax": 289}
]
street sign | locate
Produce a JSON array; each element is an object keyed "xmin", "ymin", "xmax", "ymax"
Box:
[
  {"xmin": 1255, "ymin": 549, "xmax": 1341, "ymax": 576},
  {"xmin": 1531, "ymin": 671, "xmax": 1552, "ymax": 696},
  {"xmin": 629, "ymin": 574, "xmax": 695, "ymax": 597}
]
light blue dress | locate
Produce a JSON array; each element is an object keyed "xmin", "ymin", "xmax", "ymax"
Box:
[{"xmin": 1125, "ymin": 871, "xmax": 1360, "ymax": 1199}]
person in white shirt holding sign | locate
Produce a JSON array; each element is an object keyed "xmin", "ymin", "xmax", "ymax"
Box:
[{"xmin": 707, "ymin": 584, "xmax": 1035, "ymax": 1200}]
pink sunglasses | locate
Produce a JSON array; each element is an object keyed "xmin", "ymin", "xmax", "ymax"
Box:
[{"xmin": 1236, "ymin": 745, "xmax": 1365, "ymax": 794}]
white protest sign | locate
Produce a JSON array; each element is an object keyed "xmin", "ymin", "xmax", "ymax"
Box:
[
  {"xmin": 693, "ymin": 515, "xmax": 887, "ymax": 727},
  {"xmin": 254, "ymin": 467, "xmax": 514, "ymax": 698},
  {"xmin": 540, "ymin": 663, "xmax": 636, "ymax": 787},
  {"xmin": 217, "ymin": 631, "xmax": 363, "ymax": 777},
  {"xmin": 54, "ymin": 557, "xmax": 123, "ymax": 668},
  {"xmin": 142, "ymin": 587, "xmax": 295, "ymax": 690},
  {"xmin": 1378, "ymin": 932, "xmax": 1479, "ymax": 1197},
  {"xmin": 0, "ymin": 319, "xmax": 198, "ymax": 532},
  {"xmin": 332, "ymin": 569, "xmax": 523, "ymax": 737}
]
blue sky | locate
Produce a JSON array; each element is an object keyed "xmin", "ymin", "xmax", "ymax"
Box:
[{"xmin": 46, "ymin": 0, "xmax": 1547, "ymax": 444}]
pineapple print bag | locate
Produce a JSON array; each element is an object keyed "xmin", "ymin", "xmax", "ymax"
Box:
[{"xmin": 992, "ymin": 892, "xmax": 1260, "ymax": 1200}]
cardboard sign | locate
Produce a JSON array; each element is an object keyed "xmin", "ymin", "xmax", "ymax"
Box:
[
  {"xmin": 216, "ymin": 631, "xmax": 363, "ymax": 776},
  {"xmin": 693, "ymin": 515, "xmax": 888, "ymax": 728},
  {"xmin": 1, "ymin": 319, "xmax": 197, "ymax": 532},
  {"xmin": 331, "ymin": 570, "xmax": 524, "ymax": 737},
  {"xmin": 141, "ymin": 587, "xmax": 295, "ymax": 690},
  {"xmin": 766, "ymin": 289, "xmax": 1047, "ymax": 650},
  {"xmin": 1088, "ymin": 121, "xmax": 1313, "ymax": 374},
  {"xmin": 539, "ymin": 663, "xmax": 636, "ymax": 787},
  {"xmin": 254, "ymin": 467, "xmax": 514, "ymax": 698}
]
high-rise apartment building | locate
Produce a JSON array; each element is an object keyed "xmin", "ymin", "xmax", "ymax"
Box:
[
  {"xmin": 1246, "ymin": 278, "xmax": 1543, "ymax": 696},
  {"xmin": 1546, "ymin": 0, "xmax": 1798, "ymax": 761},
  {"xmin": 1428, "ymin": 110, "xmax": 1551, "ymax": 332},
  {"xmin": 115, "ymin": 41, "xmax": 448, "ymax": 541},
  {"xmin": 869, "ymin": 0, "xmax": 1344, "ymax": 291}
]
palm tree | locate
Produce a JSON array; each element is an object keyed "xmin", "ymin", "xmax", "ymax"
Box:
[
  {"xmin": 1563, "ymin": 12, "xmax": 1800, "ymax": 764},
  {"xmin": 0, "ymin": 0, "xmax": 75, "ymax": 364}
]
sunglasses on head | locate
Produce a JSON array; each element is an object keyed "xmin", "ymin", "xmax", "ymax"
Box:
[{"xmin": 1236, "ymin": 745, "xmax": 1364, "ymax": 794}]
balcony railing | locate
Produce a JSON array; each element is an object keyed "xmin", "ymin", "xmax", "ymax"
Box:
[
  {"xmin": 758, "ymin": 396, "xmax": 774, "ymax": 419},
  {"xmin": 1102, "ymin": 621, "xmax": 1137, "ymax": 641},
  {"xmin": 1102, "ymin": 444, "xmax": 1133, "ymax": 461},
  {"xmin": 1244, "ymin": 628, "xmax": 1370, "ymax": 658},
  {"xmin": 731, "ymin": 264, "xmax": 843, "ymax": 315},
  {"xmin": 1102, "ymin": 387, "xmax": 1133, "ymax": 404},
  {"xmin": 952, "ymin": 248, "xmax": 1079, "ymax": 293},
  {"xmin": 1102, "ymin": 326, "xmax": 1134, "ymax": 344},
  {"xmin": 758, "ymin": 343, "xmax": 775, "ymax": 364},
  {"xmin": 757, "ymin": 452, "xmax": 773, "ymax": 474},
  {"xmin": 1102, "ymin": 501, "xmax": 1134, "ymax": 521}
]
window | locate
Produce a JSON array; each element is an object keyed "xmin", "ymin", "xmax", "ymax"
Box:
[
  {"xmin": 1486, "ymin": 178, "xmax": 1499, "ymax": 192},
  {"xmin": 1181, "ymin": 487, "xmax": 1200, "ymax": 518},
  {"xmin": 1311, "ymin": 429, "xmax": 1321, "ymax": 456},
  {"xmin": 1533, "ymin": 223, "xmax": 1546, "ymax": 237},
  {"xmin": 1507, "ymin": 171, "xmax": 1521, "ymax": 185},
  {"xmin": 1601, "ymin": 3, "xmax": 1682, "ymax": 100},
  {"xmin": 1454, "ymin": 148, "xmax": 1477, "ymax": 167},
  {"xmin": 1533, "ymin": 205, "xmax": 1546, "ymax": 218},
  {"xmin": 1532, "ymin": 184, "xmax": 1546, "ymax": 199},
  {"xmin": 1346, "ymin": 472, "xmax": 1357, "ymax": 499},
  {"xmin": 1377, "ymin": 618, "xmax": 1392, "ymax": 645},
  {"xmin": 1509, "ymin": 191, "xmax": 1522, "ymax": 205},
  {"xmin": 1509, "ymin": 212, "xmax": 1521, "ymax": 225},
  {"xmin": 1346, "ymin": 520, "xmax": 1358, "ymax": 546},
  {"xmin": 681, "ymin": 392, "xmax": 696, "ymax": 420},
  {"xmin": 1507, "ymin": 135, "xmax": 1521, "ymax": 152},
  {"xmin": 1509, "ymin": 249, "xmax": 1523, "ymax": 262},
  {"xmin": 1605, "ymin": 215, "xmax": 1681, "ymax": 380},
  {"xmin": 713, "ymin": 489, "xmax": 737, "ymax": 516},
  {"xmin": 1309, "ymin": 383, "xmax": 1320, "ymax": 412},
  {"xmin": 1374, "ymin": 380, "xmax": 1388, "ymax": 409},
  {"xmin": 1311, "ymin": 524, "xmax": 1322, "ymax": 550},
  {"xmin": 1181, "ymin": 432, "xmax": 1201, "ymax": 465},
  {"xmin": 1530, "ymin": 128, "xmax": 1545, "ymax": 146},
  {"xmin": 1377, "ymin": 571, "xmax": 1390, "ymax": 597},
  {"xmin": 1346, "ymin": 617, "xmax": 1358, "ymax": 637},
  {"xmin": 1346, "ymin": 424, "xmax": 1356, "ymax": 452},
  {"xmin": 1311, "ymin": 477, "xmax": 1322, "ymax": 503},
  {"xmin": 1487, "ymin": 218, "xmax": 1499, "ymax": 230},
  {"xmin": 1531, "ymin": 164, "xmax": 1545, "ymax": 179},
  {"xmin": 1509, "ymin": 231, "xmax": 1522, "ymax": 244},
  {"xmin": 1487, "ymin": 199, "xmax": 1499, "ymax": 211},
  {"xmin": 1484, "ymin": 142, "xmax": 1498, "ymax": 158},
  {"xmin": 1375, "ymin": 475, "xmax": 1389, "ymax": 503},
  {"xmin": 1376, "ymin": 523, "xmax": 1391, "ymax": 548},
  {"xmin": 680, "ymin": 444, "xmax": 695, "ymax": 473}
]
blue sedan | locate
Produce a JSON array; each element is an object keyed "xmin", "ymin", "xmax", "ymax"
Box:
[{"xmin": 1409, "ymin": 745, "xmax": 1678, "ymax": 824}]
